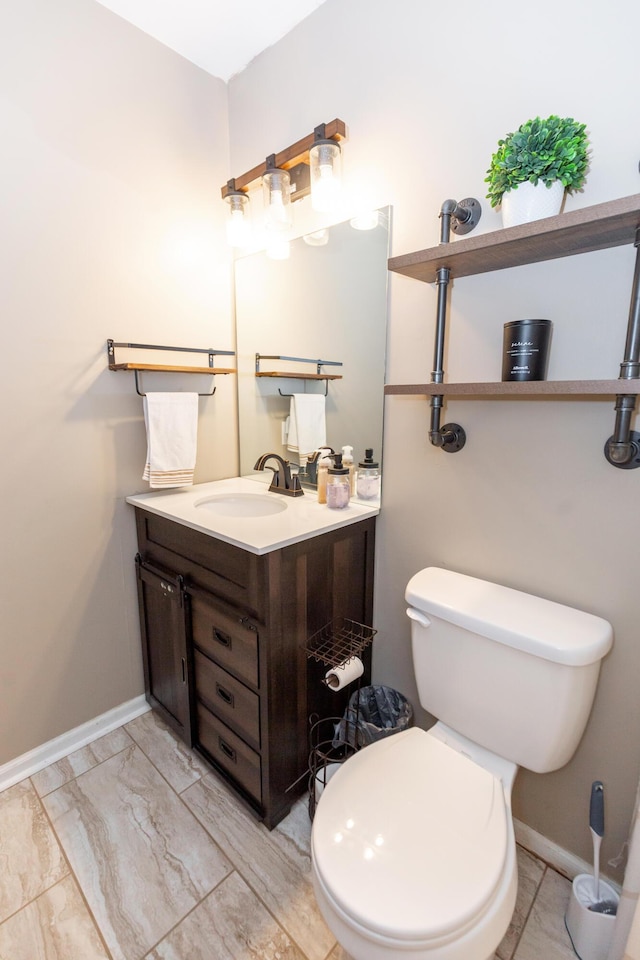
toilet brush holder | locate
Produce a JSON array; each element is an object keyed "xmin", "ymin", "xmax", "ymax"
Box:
[{"xmin": 565, "ymin": 874, "xmax": 619, "ymax": 960}]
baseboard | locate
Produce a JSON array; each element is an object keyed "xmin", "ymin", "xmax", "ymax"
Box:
[
  {"xmin": 514, "ymin": 817, "xmax": 618, "ymax": 889},
  {"xmin": 0, "ymin": 696, "xmax": 151, "ymax": 792}
]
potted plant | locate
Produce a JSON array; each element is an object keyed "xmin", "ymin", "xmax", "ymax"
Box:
[{"xmin": 485, "ymin": 115, "xmax": 589, "ymax": 228}]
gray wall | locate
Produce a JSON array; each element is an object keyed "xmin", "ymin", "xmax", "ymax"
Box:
[
  {"xmin": 228, "ymin": 0, "xmax": 640, "ymax": 874},
  {"xmin": 0, "ymin": 0, "xmax": 236, "ymax": 763}
]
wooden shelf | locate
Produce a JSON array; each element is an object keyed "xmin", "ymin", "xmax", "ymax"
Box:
[
  {"xmin": 256, "ymin": 372, "xmax": 342, "ymax": 381},
  {"xmin": 388, "ymin": 194, "xmax": 640, "ymax": 283},
  {"xmin": 110, "ymin": 362, "xmax": 236, "ymax": 375},
  {"xmin": 385, "ymin": 380, "xmax": 640, "ymax": 398}
]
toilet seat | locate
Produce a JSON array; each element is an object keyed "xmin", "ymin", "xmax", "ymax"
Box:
[{"xmin": 311, "ymin": 727, "xmax": 509, "ymax": 945}]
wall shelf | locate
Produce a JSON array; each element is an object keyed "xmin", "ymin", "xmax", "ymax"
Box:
[
  {"xmin": 256, "ymin": 371, "xmax": 342, "ymax": 381},
  {"xmin": 254, "ymin": 353, "xmax": 343, "ymax": 396},
  {"xmin": 107, "ymin": 340, "xmax": 236, "ymax": 396},
  {"xmin": 388, "ymin": 193, "xmax": 640, "ymax": 283},
  {"xmin": 385, "ymin": 194, "xmax": 640, "ymax": 466},
  {"xmin": 385, "ymin": 380, "xmax": 640, "ymax": 398}
]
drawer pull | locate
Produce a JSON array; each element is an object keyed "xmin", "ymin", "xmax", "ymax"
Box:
[
  {"xmin": 213, "ymin": 628, "xmax": 232, "ymax": 649},
  {"xmin": 216, "ymin": 683, "xmax": 234, "ymax": 707},
  {"xmin": 218, "ymin": 737, "xmax": 236, "ymax": 763}
]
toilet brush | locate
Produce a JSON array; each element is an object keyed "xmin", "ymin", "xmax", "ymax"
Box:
[
  {"xmin": 564, "ymin": 782, "xmax": 619, "ymax": 960},
  {"xmin": 588, "ymin": 781, "xmax": 618, "ymax": 915}
]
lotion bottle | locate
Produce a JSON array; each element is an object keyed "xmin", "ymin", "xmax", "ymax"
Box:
[
  {"xmin": 317, "ymin": 453, "xmax": 333, "ymax": 504},
  {"xmin": 341, "ymin": 445, "xmax": 356, "ymax": 495}
]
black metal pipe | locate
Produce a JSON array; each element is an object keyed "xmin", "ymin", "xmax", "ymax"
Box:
[
  {"xmin": 619, "ymin": 230, "xmax": 640, "ymax": 381},
  {"xmin": 429, "ymin": 267, "xmax": 451, "ymax": 446},
  {"xmin": 608, "ymin": 229, "xmax": 640, "ymax": 463}
]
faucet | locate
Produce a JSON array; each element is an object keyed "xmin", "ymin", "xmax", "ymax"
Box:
[{"xmin": 253, "ymin": 453, "xmax": 304, "ymax": 497}]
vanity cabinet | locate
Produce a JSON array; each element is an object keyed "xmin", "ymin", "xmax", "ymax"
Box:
[
  {"xmin": 136, "ymin": 558, "xmax": 191, "ymax": 745},
  {"xmin": 133, "ymin": 507, "xmax": 375, "ymax": 828}
]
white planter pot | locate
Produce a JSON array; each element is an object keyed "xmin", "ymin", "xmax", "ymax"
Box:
[{"xmin": 501, "ymin": 180, "xmax": 565, "ymax": 228}]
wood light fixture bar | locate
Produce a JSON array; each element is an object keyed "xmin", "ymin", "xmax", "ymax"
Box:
[{"xmin": 221, "ymin": 119, "xmax": 346, "ymax": 198}]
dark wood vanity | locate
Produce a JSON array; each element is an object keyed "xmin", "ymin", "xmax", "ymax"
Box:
[{"xmin": 133, "ymin": 507, "xmax": 375, "ymax": 828}]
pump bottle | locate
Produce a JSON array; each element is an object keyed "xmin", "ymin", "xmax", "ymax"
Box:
[
  {"xmin": 317, "ymin": 453, "xmax": 333, "ymax": 504},
  {"xmin": 341, "ymin": 445, "xmax": 356, "ymax": 495},
  {"xmin": 326, "ymin": 454, "xmax": 351, "ymax": 509},
  {"xmin": 356, "ymin": 448, "xmax": 381, "ymax": 500}
]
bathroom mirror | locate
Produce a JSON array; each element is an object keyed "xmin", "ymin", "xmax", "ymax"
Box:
[{"xmin": 234, "ymin": 207, "xmax": 390, "ymax": 486}]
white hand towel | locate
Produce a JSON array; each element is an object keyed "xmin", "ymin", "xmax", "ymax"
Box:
[
  {"xmin": 142, "ymin": 393, "xmax": 198, "ymax": 488},
  {"xmin": 287, "ymin": 394, "xmax": 326, "ymax": 462}
]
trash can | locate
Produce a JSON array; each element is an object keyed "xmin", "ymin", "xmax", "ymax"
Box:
[{"xmin": 334, "ymin": 685, "xmax": 414, "ymax": 748}]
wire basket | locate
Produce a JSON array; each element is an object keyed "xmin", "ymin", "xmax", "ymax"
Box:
[{"xmin": 305, "ymin": 617, "xmax": 377, "ymax": 669}]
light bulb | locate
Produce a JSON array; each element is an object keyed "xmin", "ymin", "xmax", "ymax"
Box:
[
  {"xmin": 224, "ymin": 192, "xmax": 250, "ymax": 248},
  {"xmin": 310, "ymin": 140, "xmax": 342, "ymax": 213}
]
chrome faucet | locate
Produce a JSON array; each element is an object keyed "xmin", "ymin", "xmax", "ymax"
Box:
[{"xmin": 253, "ymin": 453, "xmax": 304, "ymax": 497}]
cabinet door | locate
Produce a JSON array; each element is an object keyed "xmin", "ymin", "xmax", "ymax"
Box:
[{"xmin": 136, "ymin": 557, "xmax": 192, "ymax": 745}]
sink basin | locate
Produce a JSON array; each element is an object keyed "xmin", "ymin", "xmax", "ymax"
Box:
[{"xmin": 194, "ymin": 493, "xmax": 288, "ymax": 518}]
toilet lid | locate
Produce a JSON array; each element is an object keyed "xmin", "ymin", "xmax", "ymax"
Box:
[{"xmin": 312, "ymin": 727, "xmax": 508, "ymax": 943}]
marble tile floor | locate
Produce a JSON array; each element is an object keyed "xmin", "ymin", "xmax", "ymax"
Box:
[{"xmin": 0, "ymin": 709, "xmax": 581, "ymax": 960}]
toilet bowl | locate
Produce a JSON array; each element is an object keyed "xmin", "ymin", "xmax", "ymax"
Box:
[
  {"xmin": 310, "ymin": 567, "xmax": 613, "ymax": 960},
  {"xmin": 311, "ymin": 724, "xmax": 518, "ymax": 960}
]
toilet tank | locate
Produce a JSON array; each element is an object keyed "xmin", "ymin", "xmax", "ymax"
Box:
[{"xmin": 405, "ymin": 568, "xmax": 613, "ymax": 773}]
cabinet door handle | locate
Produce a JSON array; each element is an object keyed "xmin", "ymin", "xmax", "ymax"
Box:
[
  {"xmin": 181, "ymin": 658, "xmax": 186, "ymax": 683},
  {"xmin": 218, "ymin": 737, "xmax": 236, "ymax": 763},
  {"xmin": 213, "ymin": 628, "xmax": 231, "ymax": 649},
  {"xmin": 216, "ymin": 684, "xmax": 234, "ymax": 708}
]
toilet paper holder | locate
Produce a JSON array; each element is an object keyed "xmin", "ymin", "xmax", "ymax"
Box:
[{"xmin": 305, "ymin": 617, "xmax": 377, "ymax": 819}]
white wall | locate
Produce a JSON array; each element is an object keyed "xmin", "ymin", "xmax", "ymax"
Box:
[
  {"xmin": 228, "ymin": 0, "xmax": 640, "ymax": 874},
  {"xmin": 0, "ymin": 0, "xmax": 236, "ymax": 763}
]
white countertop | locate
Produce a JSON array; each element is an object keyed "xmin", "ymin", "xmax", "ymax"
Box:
[{"xmin": 126, "ymin": 475, "xmax": 380, "ymax": 555}]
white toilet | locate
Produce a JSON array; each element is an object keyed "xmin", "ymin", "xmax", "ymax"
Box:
[{"xmin": 311, "ymin": 567, "xmax": 613, "ymax": 960}]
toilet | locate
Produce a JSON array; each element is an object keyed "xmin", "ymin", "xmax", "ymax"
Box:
[{"xmin": 311, "ymin": 567, "xmax": 613, "ymax": 960}]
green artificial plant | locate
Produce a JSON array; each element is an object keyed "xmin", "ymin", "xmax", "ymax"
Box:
[{"xmin": 485, "ymin": 115, "xmax": 589, "ymax": 208}]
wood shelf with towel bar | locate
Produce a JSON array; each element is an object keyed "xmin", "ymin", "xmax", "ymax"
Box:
[
  {"xmin": 385, "ymin": 193, "xmax": 640, "ymax": 466},
  {"xmin": 255, "ymin": 353, "xmax": 343, "ymax": 397},
  {"xmin": 107, "ymin": 340, "xmax": 236, "ymax": 396}
]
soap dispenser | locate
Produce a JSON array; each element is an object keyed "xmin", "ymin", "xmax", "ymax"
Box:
[
  {"xmin": 341, "ymin": 445, "xmax": 356, "ymax": 496},
  {"xmin": 326, "ymin": 454, "xmax": 351, "ymax": 510},
  {"xmin": 317, "ymin": 452, "xmax": 333, "ymax": 504},
  {"xmin": 356, "ymin": 448, "xmax": 381, "ymax": 500}
]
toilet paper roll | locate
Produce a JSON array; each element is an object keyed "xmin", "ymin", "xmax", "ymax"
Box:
[
  {"xmin": 314, "ymin": 762, "xmax": 342, "ymax": 801},
  {"xmin": 324, "ymin": 656, "xmax": 364, "ymax": 691}
]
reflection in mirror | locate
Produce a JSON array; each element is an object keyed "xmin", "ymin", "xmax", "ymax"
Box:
[{"xmin": 234, "ymin": 208, "xmax": 390, "ymax": 493}]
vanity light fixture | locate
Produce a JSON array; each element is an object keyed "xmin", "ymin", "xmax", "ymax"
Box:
[{"xmin": 221, "ymin": 119, "xmax": 346, "ymax": 247}]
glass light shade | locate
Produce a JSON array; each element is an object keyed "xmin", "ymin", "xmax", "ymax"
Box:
[
  {"xmin": 309, "ymin": 140, "xmax": 342, "ymax": 213},
  {"xmin": 262, "ymin": 168, "xmax": 292, "ymax": 231},
  {"xmin": 224, "ymin": 192, "xmax": 250, "ymax": 248}
]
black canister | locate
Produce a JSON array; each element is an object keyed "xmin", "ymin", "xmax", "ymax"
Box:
[{"xmin": 502, "ymin": 319, "xmax": 553, "ymax": 381}]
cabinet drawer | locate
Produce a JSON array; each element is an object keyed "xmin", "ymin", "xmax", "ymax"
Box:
[
  {"xmin": 195, "ymin": 650, "xmax": 260, "ymax": 749},
  {"xmin": 197, "ymin": 703, "xmax": 261, "ymax": 802},
  {"xmin": 190, "ymin": 589, "xmax": 259, "ymax": 689}
]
